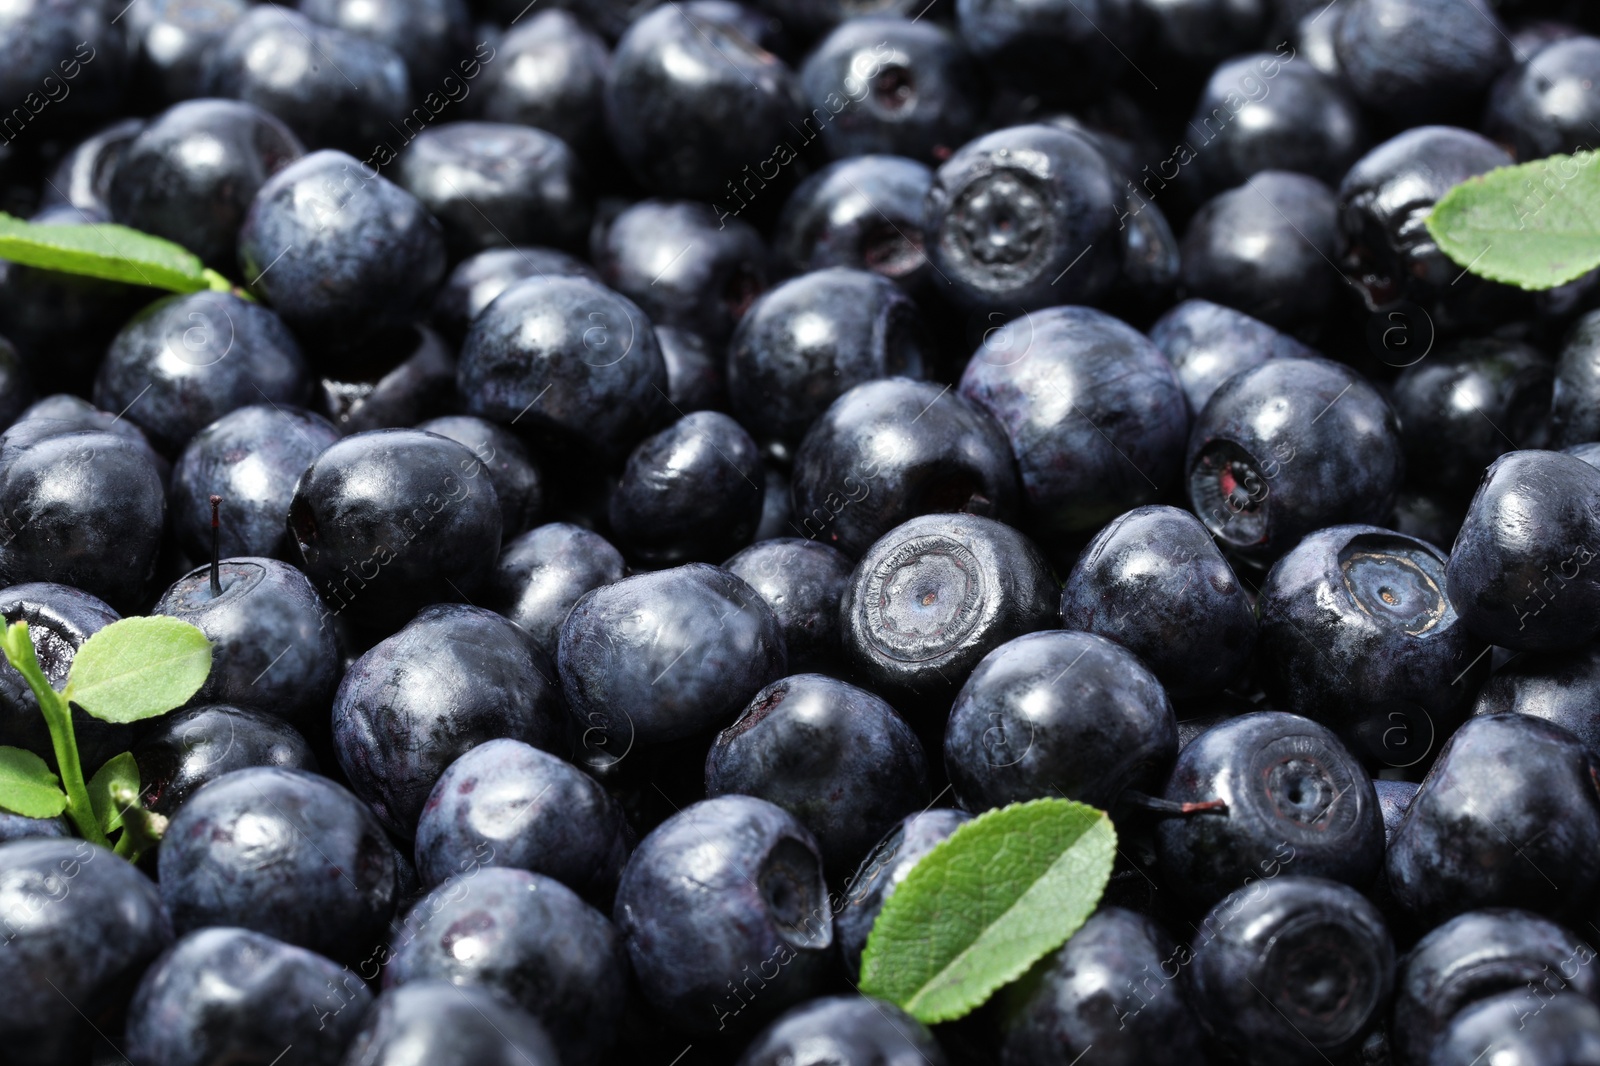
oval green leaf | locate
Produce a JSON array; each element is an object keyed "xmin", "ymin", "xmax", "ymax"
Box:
[
  {"xmin": 88, "ymin": 751, "xmax": 141, "ymax": 836},
  {"xmin": 0, "ymin": 212, "xmax": 211, "ymax": 292},
  {"xmin": 64, "ymin": 617, "xmax": 212, "ymax": 724},
  {"xmin": 0, "ymin": 745, "xmax": 69, "ymax": 819},
  {"xmin": 859, "ymin": 798, "xmax": 1116, "ymax": 1024},
  {"xmin": 1426, "ymin": 151, "xmax": 1600, "ymax": 291}
]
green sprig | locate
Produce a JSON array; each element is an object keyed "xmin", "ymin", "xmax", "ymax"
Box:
[
  {"xmin": 0, "ymin": 212, "xmax": 254, "ymax": 299},
  {"xmin": 0, "ymin": 617, "xmax": 211, "ymax": 859}
]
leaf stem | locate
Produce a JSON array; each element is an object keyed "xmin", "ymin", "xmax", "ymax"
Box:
[{"xmin": 0, "ymin": 623, "xmax": 108, "ymax": 847}]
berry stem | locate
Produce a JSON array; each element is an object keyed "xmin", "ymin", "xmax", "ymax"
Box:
[{"xmin": 209, "ymin": 495, "xmax": 222, "ymax": 598}]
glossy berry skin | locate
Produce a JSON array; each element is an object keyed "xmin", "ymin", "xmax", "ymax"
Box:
[
  {"xmin": 108, "ymin": 99, "xmax": 303, "ymax": 271},
  {"xmin": 775, "ymin": 155, "xmax": 935, "ymax": 287},
  {"xmin": 594, "ymin": 199, "xmax": 768, "ymax": 344},
  {"xmin": 1189, "ymin": 877, "xmax": 1394, "ymax": 1066},
  {"xmin": 843, "ymin": 513, "xmax": 1058, "ymax": 701},
  {"xmin": 559, "ymin": 563, "xmax": 787, "ymax": 751},
  {"xmin": 123, "ymin": 0, "xmax": 244, "ymax": 104},
  {"xmin": 487, "ymin": 522, "xmax": 626, "ymax": 660},
  {"xmin": 94, "ymin": 290, "xmax": 311, "ymax": 455},
  {"xmin": 396, "ymin": 122, "xmax": 590, "ymax": 258},
  {"xmin": 1189, "ymin": 54, "xmax": 1365, "ymax": 194},
  {"xmin": 0, "ymin": 583, "xmax": 129, "ymax": 776},
  {"xmin": 1472, "ymin": 641, "xmax": 1600, "ymax": 761},
  {"xmin": 414, "ymin": 738, "xmax": 633, "ymax": 902},
  {"xmin": 946, "ymin": 629, "xmax": 1174, "ymax": 811},
  {"xmin": 609, "ymin": 411, "xmax": 764, "ymax": 565},
  {"xmin": 1444, "ymin": 450, "xmax": 1600, "ymax": 652},
  {"xmin": 1432, "ymin": 991, "xmax": 1600, "ymax": 1066},
  {"xmin": 657, "ymin": 325, "xmax": 728, "ymax": 413},
  {"xmin": 707, "ymin": 673, "xmax": 929, "ymax": 874},
  {"xmin": 1374, "ymin": 779, "xmax": 1419, "ymax": 846},
  {"xmin": 317, "ymin": 326, "xmax": 457, "ymax": 435},
  {"xmin": 1334, "ymin": 0, "xmax": 1509, "ymax": 123},
  {"xmin": 1486, "ymin": 36, "xmax": 1600, "ymax": 159},
  {"xmin": 1256, "ymin": 526, "xmax": 1486, "ymax": 768},
  {"xmin": 737, "ymin": 996, "xmax": 946, "ymax": 1066},
  {"xmin": 417, "ymin": 415, "xmax": 543, "ymax": 537},
  {"xmin": 170, "ymin": 404, "xmax": 339, "ymax": 561},
  {"xmin": 1186, "ymin": 357, "xmax": 1403, "ymax": 567},
  {"xmin": 999, "ymin": 907, "xmax": 1209, "ymax": 1066},
  {"xmin": 6, "ymin": 397, "xmax": 166, "ymax": 478},
  {"xmin": 159, "ymin": 767, "xmax": 397, "ymax": 963},
  {"xmin": 386, "ymin": 868, "xmax": 627, "ymax": 1066},
  {"xmin": 457, "ymin": 275, "xmax": 670, "ymax": 460},
  {"xmin": 0, "ymin": 839, "xmax": 170, "ymax": 1066},
  {"xmin": 1148, "ymin": 299, "xmax": 1315, "ymax": 415},
  {"xmin": 956, "ymin": 0, "xmax": 1140, "ymax": 102},
  {"xmin": 1570, "ymin": 441, "xmax": 1600, "ymax": 471},
  {"xmin": 1157, "ymin": 712, "xmax": 1383, "ymax": 913},
  {"xmin": 333, "ymin": 604, "xmax": 563, "ymax": 836},
  {"xmin": 299, "ymin": 0, "xmax": 472, "ymax": 90},
  {"xmin": 432, "ymin": 246, "xmax": 598, "ymax": 345},
  {"xmin": 724, "ymin": 538, "xmax": 852, "ymax": 673},
  {"xmin": 133, "ymin": 704, "xmax": 318, "ymax": 818},
  {"xmin": 926, "ymin": 125, "xmax": 1123, "ymax": 313},
  {"xmin": 156, "ymin": 557, "xmax": 342, "ymax": 724},
  {"xmin": 0, "ymin": 431, "xmax": 167, "ymax": 612},
  {"xmin": 476, "ymin": 11, "xmax": 611, "ymax": 161},
  {"xmin": 1338, "ymin": 127, "xmax": 1520, "ymax": 326},
  {"xmin": 1391, "ymin": 339, "xmax": 1553, "ymax": 502},
  {"xmin": 605, "ymin": 3, "xmax": 800, "ymax": 199},
  {"xmin": 238, "ymin": 150, "xmax": 448, "ymax": 350},
  {"xmin": 1061, "ymin": 505, "xmax": 1257, "ymax": 702},
  {"xmin": 614, "ymin": 795, "xmax": 834, "ymax": 1037},
  {"xmin": 0, "ymin": 1, "xmax": 122, "ymax": 139},
  {"xmin": 834, "ymin": 809, "xmax": 968, "ymax": 978},
  {"xmin": 204, "ymin": 5, "xmax": 410, "ymax": 153},
  {"xmin": 44, "ymin": 119, "xmax": 146, "ymax": 217},
  {"xmin": 791, "ymin": 378, "xmax": 1019, "ymax": 556},
  {"xmin": 1551, "ymin": 308, "xmax": 1600, "ymax": 448},
  {"xmin": 728, "ymin": 268, "xmax": 927, "ymax": 451},
  {"xmin": 340, "ymin": 980, "xmax": 561, "ymax": 1066},
  {"xmin": 287, "ymin": 429, "xmax": 503, "ymax": 631},
  {"xmin": 1391, "ymin": 909, "xmax": 1600, "ymax": 1066},
  {"xmin": 126, "ymin": 927, "xmax": 371, "ymax": 1066},
  {"xmin": 1180, "ymin": 171, "xmax": 1345, "ymax": 335},
  {"xmin": 961, "ymin": 306, "xmax": 1189, "ymax": 539},
  {"xmin": 1387, "ymin": 714, "xmax": 1600, "ymax": 927},
  {"xmin": 800, "ymin": 18, "xmax": 984, "ymax": 165}
]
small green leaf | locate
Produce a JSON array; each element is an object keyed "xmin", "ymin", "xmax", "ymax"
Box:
[
  {"xmin": 0, "ymin": 746, "xmax": 69, "ymax": 819},
  {"xmin": 87, "ymin": 752, "xmax": 140, "ymax": 836},
  {"xmin": 1425, "ymin": 152, "xmax": 1600, "ymax": 291},
  {"xmin": 859, "ymin": 798, "xmax": 1116, "ymax": 1023},
  {"xmin": 0, "ymin": 212, "xmax": 213, "ymax": 292},
  {"xmin": 64, "ymin": 617, "xmax": 212, "ymax": 724}
]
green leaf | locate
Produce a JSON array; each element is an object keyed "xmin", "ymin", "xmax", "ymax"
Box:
[
  {"xmin": 87, "ymin": 752, "xmax": 140, "ymax": 836},
  {"xmin": 0, "ymin": 212, "xmax": 213, "ymax": 292},
  {"xmin": 0, "ymin": 746, "xmax": 68, "ymax": 819},
  {"xmin": 858, "ymin": 798, "xmax": 1116, "ymax": 1023},
  {"xmin": 64, "ymin": 617, "xmax": 212, "ymax": 724},
  {"xmin": 1425, "ymin": 151, "xmax": 1600, "ymax": 291}
]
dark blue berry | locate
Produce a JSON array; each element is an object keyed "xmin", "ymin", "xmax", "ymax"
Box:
[
  {"xmin": 947, "ymin": 629, "xmax": 1177, "ymax": 811},
  {"xmin": 158, "ymin": 766, "xmax": 397, "ymax": 963},
  {"xmin": 333, "ymin": 603, "xmax": 563, "ymax": 836}
]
